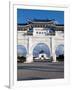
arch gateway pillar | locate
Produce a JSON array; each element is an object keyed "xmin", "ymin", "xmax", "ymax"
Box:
[
  {"xmin": 26, "ymin": 37, "xmax": 33, "ymax": 63},
  {"xmin": 51, "ymin": 37, "xmax": 56, "ymax": 62}
]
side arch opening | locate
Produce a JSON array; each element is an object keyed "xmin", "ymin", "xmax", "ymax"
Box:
[
  {"xmin": 55, "ymin": 44, "xmax": 64, "ymax": 61},
  {"xmin": 17, "ymin": 45, "xmax": 27, "ymax": 63}
]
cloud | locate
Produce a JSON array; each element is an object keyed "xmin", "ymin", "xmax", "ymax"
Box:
[{"xmin": 53, "ymin": 20, "xmax": 59, "ymax": 24}]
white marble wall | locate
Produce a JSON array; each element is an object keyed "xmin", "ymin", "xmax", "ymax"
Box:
[{"xmin": 17, "ymin": 30, "xmax": 64, "ymax": 63}]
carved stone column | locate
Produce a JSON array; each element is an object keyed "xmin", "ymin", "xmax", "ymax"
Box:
[
  {"xmin": 26, "ymin": 54, "xmax": 33, "ymax": 63},
  {"xmin": 52, "ymin": 53, "xmax": 56, "ymax": 62},
  {"xmin": 51, "ymin": 37, "xmax": 56, "ymax": 62},
  {"xmin": 26, "ymin": 36, "xmax": 33, "ymax": 63}
]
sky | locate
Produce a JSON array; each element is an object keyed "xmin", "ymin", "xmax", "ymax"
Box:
[{"xmin": 17, "ymin": 9, "xmax": 64, "ymax": 24}]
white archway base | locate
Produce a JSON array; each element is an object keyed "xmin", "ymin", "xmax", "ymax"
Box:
[
  {"xmin": 52, "ymin": 53, "xmax": 56, "ymax": 62},
  {"xmin": 25, "ymin": 54, "xmax": 33, "ymax": 63}
]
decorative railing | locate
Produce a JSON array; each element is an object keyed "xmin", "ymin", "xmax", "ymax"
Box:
[{"xmin": 46, "ymin": 33, "xmax": 55, "ymax": 36}]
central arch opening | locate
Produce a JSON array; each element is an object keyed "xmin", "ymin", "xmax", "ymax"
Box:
[{"xmin": 33, "ymin": 43, "xmax": 51, "ymax": 62}]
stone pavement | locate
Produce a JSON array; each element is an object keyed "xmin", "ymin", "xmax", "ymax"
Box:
[{"xmin": 17, "ymin": 61, "xmax": 64, "ymax": 81}]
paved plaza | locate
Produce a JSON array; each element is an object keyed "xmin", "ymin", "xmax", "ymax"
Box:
[{"xmin": 17, "ymin": 61, "xmax": 64, "ymax": 81}]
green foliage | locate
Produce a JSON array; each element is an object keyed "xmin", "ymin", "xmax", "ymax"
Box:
[
  {"xmin": 17, "ymin": 56, "xmax": 26, "ymax": 63},
  {"xmin": 56, "ymin": 54, "xmax": 64, "ymax": 61}
]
